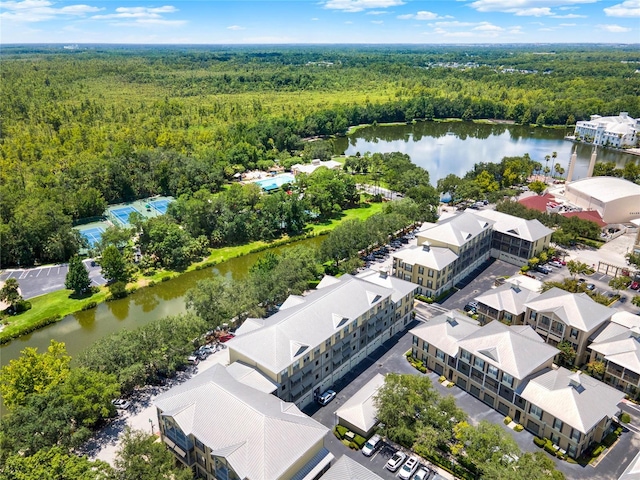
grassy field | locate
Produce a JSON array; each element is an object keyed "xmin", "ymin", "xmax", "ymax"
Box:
[{"xmin": 0, "ymin": 201, "xmax": 386, "ymax": 344}]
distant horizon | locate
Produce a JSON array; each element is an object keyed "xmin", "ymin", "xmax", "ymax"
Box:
[
  {"xmin": 3, "ymin": 42, "xmax": 640, "ymax": 46},
  {"xmin": 1, "ymin": 1, "xmax": 638, "ymax": 45}
]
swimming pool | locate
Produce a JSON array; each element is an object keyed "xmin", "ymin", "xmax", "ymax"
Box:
[{"xmin": 252, "ymin": 173, "xmax": 295, "ymax": 191}]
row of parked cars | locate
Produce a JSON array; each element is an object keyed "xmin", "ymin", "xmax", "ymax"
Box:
[
  {"xmin": 362, "ymin": 434, "xmax": 441, "ymax": 480},
  {"xmin": 360, "ymin": 232, "xmax": 416, "ymax": 267},
  {"xmin": 535, "ymin": 257, "xmax": 566, "ymax": 275},
  {"xmin": 188, "ymin": 342, "xmax": 227, "ymax": 365}
]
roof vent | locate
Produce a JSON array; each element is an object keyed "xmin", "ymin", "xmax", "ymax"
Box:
[
  {"xmin": 422, "ymin": 242, "xmax": 431, "ymax": 252},
  {"xmin": 568, "ymin": 371, "xmax": 584, "ymax": 392},
  {"xmin": 446, "ymin": 313, "xmax": 458, "ymax": 326},
  {"xmin": 511, "ymin": 281, "xmax": 521, "ymax": 293},
  {"xmin": 379, "ymin": 270, "xmax": 388, "ymax": 279},
  {"xmin": 479, "ymin": 347, "xmax": 499, "ymax": 363},
  {"xmin": 332, "ymin": 313, "xmax": 349, "ymax": 329},
  {"xmin": 630, "ymin": 326, "xmax": 640, "ymax": 339}
]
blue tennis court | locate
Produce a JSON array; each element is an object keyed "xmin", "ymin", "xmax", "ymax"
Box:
[
  {"xmin": 80, "ymin": 227, "xmax": 104, "ymax": 247},
  {"xmin": 110, "ymin": 205, "xmax": 140, "ymax": 226},
  {"xmin": 149, "ymin": 199, "xmax": 171, "ymax": 214}
]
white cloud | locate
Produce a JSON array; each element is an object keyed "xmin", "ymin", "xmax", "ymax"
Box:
[
  {"xmin": 473, "ymin": 22, "xmax": 503, "ymax": 31},
  {"xmin": 366, "ymin": 10, "xmax": 389, "ymax": 14},
  {"xmin": 515, "ymin": 8, "xmax": 552, "ymax": 16},
  {"xmin": 429, "ymin": 20, "xmax": 476, "ymax": 27},
  {"xmin": 371, "ymin": 19, "xmax": 383, "ymax": 23},
  {"xmin": 559, "ymin": 22, "xmax": 576, "ymax": 26},
  {"xmin": 322, "ymin": 0, "xmax": 404, "ymax": 13},
  {"xmin": 0, "ymin": 0, "xmax": 102, "ymax": 22},
  {"xmin": 90, "ymin": 5, "xmax": 185, "ymax": 26},
  {"xmin": 227, "ymin": 25, "xmax": 245, "ymax": 30},
  {"xmin": 344, "ymin": 20, "xmax": 353, "ymax": 23},
  {"xmin": 551, "ymin": 13, "xmax": 586, "ymax": 17},
  {"xmin": 604, "ymin": 0, "xmax": 640, "ymax": 17},
  {"xmin": 311, "ymin": 17, "xmax": 319, "ymax": 20},
  {"xmin": 469, "ymin": 0, "xmax": 595, "ymax": 17},
  {"xmin": 598, "ymin": 23, "xmax": 632, "ymax": 32},
  {"xmin": 398, "ymin": 10, "xmax": 442, "ymax": 20}
]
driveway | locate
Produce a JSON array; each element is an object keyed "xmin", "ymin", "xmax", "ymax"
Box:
[
  {"xmin": 0, "ymin": 259, "xmax": 106, "ymax": 299},
  {"xmin": 440, "ymin": 259, "xmax": 520, "ymax": 311}
]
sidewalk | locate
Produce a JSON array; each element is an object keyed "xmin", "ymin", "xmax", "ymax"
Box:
[{"xmin": 84, "ymin": 348, "xmax": 230, "ymax": 465}]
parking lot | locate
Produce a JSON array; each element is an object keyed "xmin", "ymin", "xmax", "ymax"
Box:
[{"xmin": 0, "ymin": 259, "xmax": 106, "ymax": 299}]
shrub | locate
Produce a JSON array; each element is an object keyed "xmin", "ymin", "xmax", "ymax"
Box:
[
  {"xmin": 514, "ymin": 424, "xmax": 524, "ymax": 432},
  {"xmin": 621, "ymin": 412, "xmax": 631, "ymax": 424},
  {"xmin": 533, "ymin": 437, "xmax": 546, "ymax": 448},
  {"xmin": 591, "ymin": 445, "xmax": 605, "ymax": 457},
  {"xmin": 602, "ymin": 432, "xmax": 618, "ymax": 448},
  {"xmin": 161, "ymin": 275, "xmax": 172, "ymax": 282},
  {"xmin": 439, "ymin": 375, "xmax": 446, "ymax": 383},
  {"xmin": 127, "ymin": 285, "xmax": 138, "ymax": 294},
  {"xmin": 14, "ymin": 300, "xmax": 32, "ymax": 313},
  {"xmin": 544, "ymin": 443, "xmax": 556, "ymax": 455},
  {"xmin": 108, "ymin": 281, "xmax": 128, "ymax": 300},
  {"xmin": 504, "ymin": 416, "xmax": 512, "ymax": 425},
  {"xmin": 353, "ymin": 434, "xmax": 367, "ymax": 449},
  {"xmin": 335, "ymin": 425, "xmax": 348, "ymax": 440},
  {"xmin": 81, "ymin": 301, "xmax": 97, "ymax": 311},
  {"xmin": 405, "ymin": 350, "xmax": 413, "ymax": 358},
  {"xmin": 615, "ymin": 426, "xmax": 623, "ymax": 436},
  {"xmin": 147, "ymin": 280, "xmax": 156, "ymax": 287},
  {"xmin": 520, "ymin": 265, "xmax": 530, "ymax": 273},
  {"xmin": 348, "ymin": 441, "xmax": 358, "ymax": 450}
]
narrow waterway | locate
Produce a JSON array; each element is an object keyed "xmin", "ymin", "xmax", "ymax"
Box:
[{"xmin": 0, "ymin": 236, "xmax": 325, "ymax": 367}]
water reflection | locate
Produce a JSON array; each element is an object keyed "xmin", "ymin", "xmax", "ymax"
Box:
[{"xmin": 334, "ymin": 122, "xmax": 638, "ymax": 181}]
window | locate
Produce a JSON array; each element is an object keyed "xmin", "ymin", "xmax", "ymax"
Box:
[
  {"xmin": 530, "ymin": 311, "xmax": 537, "ymax": 321},
  {"xmin": 427, "ymin": 280, "xmax": 433, "ymax": 288},
  {"xmin": 501, "ymin": 372, "xmax": 514, "ymax": 388},
  {"xmin": 487, "ymin": 364, "xmax": 499, "ymax": 379},
  {"xmin": 503, "ymin": 312, "xmax": 513, "ymax": 323},
  {"xmin": 529, "ymin": 404, "xmax": 542, "ymax": 420},
  {"xmin": 570, "ymin": 328, "xmax": 579, "ymax": 339},
  {"xmin": 473, "ymin": 358, "xmax": 485, "ymax": 371},
  {"xmin": 428, "ymin": 269, "xmax": 434, "ymax": 278},
  {"xmin": 412, "ymin": 336, "xmax": 419, "ymax": 346},
  {"xmin": 570, "ymin": 429, "xmax": 580, "ymax": 442},
  {"xmin": 540, "ymin": 315, "xmax": 550, "ymax": 327},
  {"xmin": 553, "ymin": 418, "xmax": 563, "ymax": 431},
  {"xmin": 460, "ymin": 350, "xmax": 471, "ymax": 363},
  {"xmin": 418, "ymin": 277, "xmax": 423, "ymax": 286},
  {"xmin": 436, "ymin": 349, "xmax": 445, "ymax": 361},
  {"xmin": 418, "ymin": 266, "xmax": 424, "ymax": 275}
]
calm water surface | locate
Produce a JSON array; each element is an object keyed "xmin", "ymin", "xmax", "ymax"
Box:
[{"xmin": 334, "ymin": 122, "xmax": 638, "ymax": 181}]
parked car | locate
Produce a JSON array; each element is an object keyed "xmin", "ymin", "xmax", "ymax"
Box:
[
  {"xmin": 549, "ymin": 261, "xmax": 564, "ymax": 268},
  {"xmin": 586, "ymin": 283, "xmax": 596, "ymax": 291},
  {"xmin": 362, "ymin": 434, "xmax": 382, "ymax": 456},
  {"xmin": 188, "ymin": 355, "xmax": 200, "ymax": 365},
  {"xmin": 112, "ymin": 398, "xmax": 131, "ymax": 410},
  {"xmin": 398, "ymin": 455, "xmax": 420, "ymax": 479},
  {"xmin": 219, "ymin": 333, "xmax": 235, "ymax": 342},
  {"xmin": 577, "ymin": 278, "xmax": 586, "ymax": 284},
  {"xmin": 413, "ymin": 468, "xmax": 430, "ymax": 480},
  {"xmin": 535, "ymin": 265, "xmax": 552, "ymax": 275},
  {"xmin": 464, "ymin": 301, "xmax": 478, "ymax": 313},
  {"xmin": 629, "ymin": 281, "xmax": 640, "ymax": 290},
  {"xmin": 552, "ymin": 257, "xmax": 567, "ymax": 265},
  {"xmin": 385, "ymin": 450, "xmax": 407, "ymax": 472},
  {"xmin": 317, "ymin": 390, "xmax": 336, "ymax": 406}
]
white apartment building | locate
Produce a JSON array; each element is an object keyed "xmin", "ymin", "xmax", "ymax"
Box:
[{"xmin": 574, "ymin": 112, "xmax": 639, "ymax": 148}]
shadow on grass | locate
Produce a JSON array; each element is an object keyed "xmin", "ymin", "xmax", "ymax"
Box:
[{"xmin": 68, "ymin": 286, "xmax": 101, "ymax": 301}]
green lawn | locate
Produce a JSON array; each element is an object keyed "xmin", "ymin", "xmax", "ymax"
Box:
[
  {"xmin": 1, "ymin": 201, "xmax": 385, "ymax": 344},
  {"xmin": 1, "ymin": 288, "xmax": 107, "ymax": 343}
]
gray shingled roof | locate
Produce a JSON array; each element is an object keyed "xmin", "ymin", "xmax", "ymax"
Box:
[
  {"xmin": 524, "ymin": 287, "xmax": 613, "ymax": 332},
  {"xmin": 392, "ymin": 244, "xmax": 458, "ymax": 271},
  {"xmin": 335, "ymin": 373, "xmax": 385, "ymax": 434},
  {"xmin": 458, "ymin": 320, "xmax": 558, "ymax": 380},
  {"xmin": 154, "ymin": 364, "xmax": 328, "ymax": 480},
  {"xmin": 229, "ymin": 273, "xmax": 403, "ymax": 374},
  {"xmin": 474, "ymin": 282, "xmax": 540, "ymax": 316},
  {"xmin": 519, "ymin": 368, "xmax": 624, "ymax": 434},
  {"xmin": 417, "ymin": 211, "xmax": 494, "ymax": 247},
  {"xmin": 409, "ymin": 311, "xmax": 480, "ymax": 357},
  {"xmin": 473, "ymin": 209, "xmax": 553, "ymax": 242},
  {"xmin": 320, "ymin": 455, "xmax": 384, "ymax": 480}
]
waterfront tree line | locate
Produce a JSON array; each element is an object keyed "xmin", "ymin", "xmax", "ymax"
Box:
[{"xmin": 2, "ymin": 45, "xmax": 639, "ymax": 267}]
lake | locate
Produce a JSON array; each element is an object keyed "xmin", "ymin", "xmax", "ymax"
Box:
[{"xmin": 333, "ymin": 121, "xmax": 638, "ymax": 181}]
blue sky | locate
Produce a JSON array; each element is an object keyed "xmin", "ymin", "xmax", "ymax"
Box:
[{"xmin": 1, "ymin": 0, "xmax": 638, "ymax": 44}]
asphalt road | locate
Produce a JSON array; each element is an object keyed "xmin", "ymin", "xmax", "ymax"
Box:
[{"xmin": 0, "ymin": 259, "xmax": 106, "ymax": 299}]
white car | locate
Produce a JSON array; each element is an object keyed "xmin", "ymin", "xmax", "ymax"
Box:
[
  {"xmin": 317, "ymin": 390, "xmax": 336, "ymax": 406},
  {"xmin": 362, "ymin": 434, "xmax": 382, "ymax": 456},
  {"xmin": 385, "ymin": 450, "xmax": 407, "ymax": 472},
  {"xmin": 398, "ymin": 455, "xmax": 419, "ymax": 479},
  {"xmin": 413, "ymin": 468, "xmax": 430, "ymax": 480},
  {"xmin": 111, "ymin": 398, "xmax": 131, "ymax": 410}
]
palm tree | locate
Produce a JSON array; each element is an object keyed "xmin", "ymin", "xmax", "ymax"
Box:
[{"xmin": 544, "ymin": 155, "xmax": 551, "ymax": 182}]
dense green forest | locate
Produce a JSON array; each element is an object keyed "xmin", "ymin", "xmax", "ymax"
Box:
[{"xmin": 1, "ymin": 45, "xmax": 639, "ymax": 266}]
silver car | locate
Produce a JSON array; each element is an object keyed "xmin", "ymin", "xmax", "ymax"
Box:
[
  {"xmin": 398, "ymin": 455, "xmax": 419, "ymax": 480},
  {"xmin": 385, "ymin": 450, "xmax": 407, "ymax": 472}
]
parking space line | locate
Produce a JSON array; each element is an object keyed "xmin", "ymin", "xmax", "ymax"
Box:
[
  {"xmin": 19, "ymin": 271, "xmax": 29, "ymax": 279},
  {"xmin": 47, "ymin": 268, "xmax": 52, "ymax": 276},
  {"xmin": 6, "ymin": 271, "xmax": 15, "ymax": 279},
  {"xmin": 36, "ymin": 269, "xmax": 42, "ymax": 277}
]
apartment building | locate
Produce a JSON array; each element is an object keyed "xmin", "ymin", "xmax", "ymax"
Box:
[
  {"xmin": 228, "ymin": 271, "xmax": 416, "ymax": 408},
  {"xmin": 473, "ymin": 209, "xmax": 553, "ymax": 266},
  {"xmin": 588, "ymin": 311, "xmax": 640, "ymax": 399},
  {"xmin": 574, "ymin": 112, "xmax": 639, "ymax": 148},
  {"xmin": 410, "ymin": 313, "xmax": 624, "ymax": 458},
  {"xmin": 523, "ymin": 288, "xmax": 613, "ymax": 366},
  {"xmin": 392, "ymin": 243, "xmax": 458, "ymax": 298},
  {"xmin": 474, "ymin": 281, "xmax": 540, "ymax": 325},
  {"xmin": 154, "ymin": 364, "xmax": 333, "ymax": 480}
]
